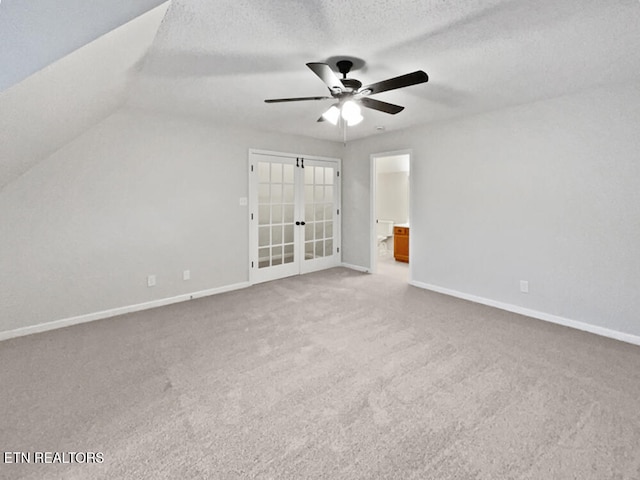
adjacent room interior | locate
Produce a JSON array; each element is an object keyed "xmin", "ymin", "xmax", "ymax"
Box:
[
  {"xmin": 1, "ymin": 1, "xmax": 640, "ymax": 479},
  {"xmin": 372, "ymin": 152, "xmax": 410, "ymax": 282}
]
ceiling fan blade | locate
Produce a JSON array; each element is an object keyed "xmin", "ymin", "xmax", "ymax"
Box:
[
  {"xmin": 306, "ymin": 63, "xmax": 344, "ymax": 93},
  {"xmin": 361, "ymin": 70, "xmax": 428, "ymax": 95},
  {"xmin": 264, "ymin": 96, "xmax": 332, "ymax": 103},
  {"xmin": 360, "ymin": 97, "xmax": 405, "ymax": 114}
]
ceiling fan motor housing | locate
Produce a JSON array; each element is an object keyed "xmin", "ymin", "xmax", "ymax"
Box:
[
  {"xmin": 335, "ymin": 60, "xmax": 361, "ymax": 93},
  {"xmin": 336, "ymin": 60, "xmax": 353, "ymax": 77},
  {"xmin": 340, "ymin": 78, "xmax": 362, "ymax": 93}
]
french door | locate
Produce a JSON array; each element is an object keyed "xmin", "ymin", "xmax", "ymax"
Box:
[{"xmin": 249, "ymin": 150, "xmax": 341, "ymax": 284}]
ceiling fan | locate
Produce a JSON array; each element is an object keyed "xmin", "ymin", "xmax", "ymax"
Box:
[{"xmin": 264, "ymin": 60, "xmax": 429, "ymax": 126}]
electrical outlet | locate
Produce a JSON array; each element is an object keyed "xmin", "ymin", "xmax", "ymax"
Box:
[
  {"xmin": 147, "ymin": 275, "xmax": 156, "ymax": 287},
  {"xmin": 183, "ymin": 270, "xmax": 190, "ymax": 281},
  {"xmin": 520, "ymin": 280, "xmax": 529, "ymax": 293}
]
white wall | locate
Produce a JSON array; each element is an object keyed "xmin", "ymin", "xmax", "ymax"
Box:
[
  {"xmin": 343, "ymin": 81, "xmax": 640, "ymax": 338},
  {"xmin": 376, "ymin": 172, "xmax": 409, "ymax": 225},
  {"xmin": 4, "ymin": 81, "xmax": 639, "ymax": 340},
  {"xmin": 0, "ymin": 109, "xmax": 342, "ymax": 333}
]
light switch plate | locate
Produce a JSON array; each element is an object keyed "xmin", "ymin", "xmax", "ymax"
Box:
[{"xmin": 239, "ymin": 197, "xmax": 248, "ymax": 206}]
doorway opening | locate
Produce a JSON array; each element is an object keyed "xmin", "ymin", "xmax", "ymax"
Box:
[{"xmin": 370, "ymin": 151, "xmax": 411, "ymax": 281}]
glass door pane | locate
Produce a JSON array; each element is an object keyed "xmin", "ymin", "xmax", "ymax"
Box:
[
  {"xmin": 300, "ymin": 160, "xmax": 339, "ymax": 274},
  {"xmin": 257, "ymin": 160, "xmax": 296, "ymax": 268},
  {"xmin": 251, "ymin": 153, "xmax": 300, "ymax": 284}
]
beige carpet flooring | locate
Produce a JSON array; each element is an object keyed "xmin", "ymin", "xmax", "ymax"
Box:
[
  {"xmin": 375, "ymin": 251, "xmax": 409, "ymax": 281},
  {"xmin": 2, "ymin": 267, "xmax": 640, "ymax": 479}
]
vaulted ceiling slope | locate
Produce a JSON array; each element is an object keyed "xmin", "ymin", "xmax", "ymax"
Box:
[
  {"xmin": 0, "ymin": 3, "xmax": 169, "ymax": 190},
  {"xmin": 127, "ymin": 0, "xmax": 640, "ymax": 142},
  {"xmin": 3, "ymin": 0, "xmax": 640, "ymax": 189},
  {"xmin": 0, "ymin": 0, "xmax": 168, "ymax": 92}
]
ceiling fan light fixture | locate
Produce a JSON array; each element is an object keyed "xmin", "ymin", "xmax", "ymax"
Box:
[
  {"xmin": 347, "ymin": 113, "xmax": 363, "ymax": 126},
  {"xmin": 265, "ymin": 62, "xmax": 429, "ymax": 131},
  {"xmin": 322, "ymin": 105, "xmax": 340, "ymax": 125},
  {"xmin": 341, "ymin": 100, "xmax": 362, "ymax": 125}
]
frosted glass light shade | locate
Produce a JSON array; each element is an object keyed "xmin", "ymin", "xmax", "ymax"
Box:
[
  {"xmin": 347, "ymin": 113, "xmax": 363, "ymax": 126},
  {"xmin": 341, "ymin": 101, "xmax": 361, "ymax": 122},
  {"xmin": 322, "ymin": 105, "xmax": 340, "ymax": 125}
]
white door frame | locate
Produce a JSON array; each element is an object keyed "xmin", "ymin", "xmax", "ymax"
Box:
[
  {"xmin": 248, "ymin": 149, "xmax": 342, "ymax": 285},
  {"xmin": 370, "ymin": 149, "xmax": 413, "ymax": 280}
]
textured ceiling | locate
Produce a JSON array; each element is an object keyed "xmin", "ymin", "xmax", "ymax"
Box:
[{"xmin": 127, "ymin": 0, "xmax": 640, "ymax": 142}]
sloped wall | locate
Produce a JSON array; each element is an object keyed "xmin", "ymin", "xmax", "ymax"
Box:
[
  {"xmin": 0, "ymin": 0, "xmax": 168, "ymax": 91},
  {"xmin": 0, "ymin": 109, "xmax": 342, "ymax": 334},
  {"xmin": 343, "ymin": 81, "xmax": 640, "ymax": 338},
  {"xmin": 0, "ymin": 2, "xmax": 169, "ymax": 189}
]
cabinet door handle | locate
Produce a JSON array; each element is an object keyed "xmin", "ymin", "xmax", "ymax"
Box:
[
  {"xmin": 296, "ymin": 221, "xmax": 301, "ymax": 225},
  {"xmin": 300, "ymin": 221, "xmax": 306, "ymax": 226}
]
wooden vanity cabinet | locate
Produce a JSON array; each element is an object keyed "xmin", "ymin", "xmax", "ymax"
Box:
[{"xmin": 393, "ymin": 226, "xmax": 409, "ymax": 263}]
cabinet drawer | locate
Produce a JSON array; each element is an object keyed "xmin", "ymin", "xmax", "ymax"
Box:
[{"xmin": 394, "ymin": 227, "xmax": 408, "ymax": 235}]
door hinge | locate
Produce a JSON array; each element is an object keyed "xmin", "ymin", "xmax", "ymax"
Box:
[
  {"xmin": 251, "ymin": 164, "xmax": 254, "ymax": 172},
  {"xmin": 337, "ymin": 247, "xmax": 340, "ymax": 253},
  {"xmin": 337, "ymin": 171, "xmax": 340, "ymax": 177},
  {"xmin": 337, "ymin": 208, "xmax": 340, "ymax": 215},
  {"xmin": 251, "ymin": 213, "xmax": 254, "ymax": 220},
  {"xmin": 251, "ymin": 261, "xmax": 254, "ymax": 268}
]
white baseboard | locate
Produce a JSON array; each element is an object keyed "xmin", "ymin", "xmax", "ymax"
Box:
[
  {"xmin": 341, "ymin": 263, "xmax": 370, "ymax": 273},
  {"xmin": 409, "ymin": 280, "xmax": 640, "ymax": 347},
  {"xmin": 0, "ymin": 282, "xmax": 251, "ymax": 342}
]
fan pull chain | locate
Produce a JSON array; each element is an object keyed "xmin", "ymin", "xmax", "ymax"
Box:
[{"xmin": 343, "ymin": 119, "xmax": 347, "ymax": 145}]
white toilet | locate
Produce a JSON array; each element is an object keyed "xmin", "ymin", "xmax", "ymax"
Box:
[{"xmin": 377, "ymin": 220, "xmax": 394, "ymax": 255}]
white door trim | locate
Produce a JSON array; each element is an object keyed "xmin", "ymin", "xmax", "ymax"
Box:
[{"xmin": 250, "ymin": 148, "xmax": 341, "ymax": 163}]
